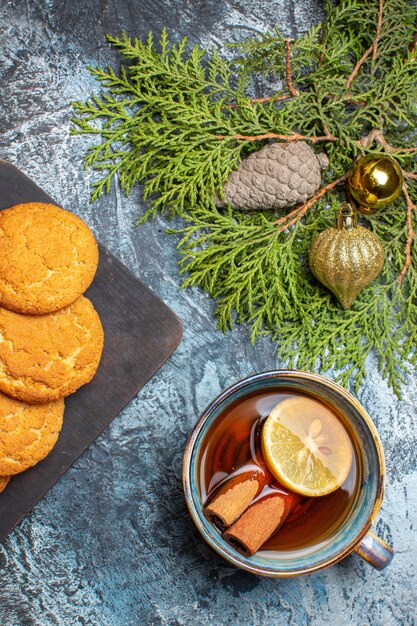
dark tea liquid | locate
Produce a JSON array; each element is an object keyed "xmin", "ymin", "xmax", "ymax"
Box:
[{"xmin": 198, "ymin": 389, "xmax": 361, "ymax": 558}]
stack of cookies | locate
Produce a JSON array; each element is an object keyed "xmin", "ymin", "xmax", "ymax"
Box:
[{"xmin": 0, "ymin": 202, "xmax": 104, "ymax": 493}]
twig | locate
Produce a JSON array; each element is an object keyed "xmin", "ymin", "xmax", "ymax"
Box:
[
  {"xmin": 346, "ymin": 0, "xmax": 384, "ymax": 88},
  {"xmin": 215, "ymin": 128, "xmax": 337, "ymax": 142},
  {"xmin": 224, "ymin": 92, "xmax": 365, "ymax": 110},
  {"xmin": 271, "ymin": 174, "xmax": 347, "ymax": 230},
  {"xmin": 357, "ymin": 127, "xmax": 390, "ymax": 150},
  {"xmin": 357, "ymin": 127, "xmax": 417, "ymax": 154},
  {"xmin": 345, "ymin": 97, "xmax": 367, "ymax": 107},
  {"xmin": 372, "ymin": 0, "xmax": 384, "ymax": 62},
  {"xmin": 222, "ymin": 93, "xmax": 291, "ymax": 109},
  {"xmin": 346, "ymin": 46, "xmax": 374, "ymax": 90},
  {"xmin": 389, "ymin": 146, "xmax": 417, "ymax": 154},
  {"xmin": 285, "ymin": 39, "xmax": 300, "ymax": 97},
  {"xmin": 403, "ymin": 171, "xmax": 417, "ymax": 180},
  {"xmin": 398, "ymin": 182, "xmax": 416, "ymax": 285},
  {"xmin": 217, "ymin": 119, "xmax": 399, "ymax": 150},
  {"xmin": 223, "ymin": 39, "xmax": 299, "ymax": 109}
]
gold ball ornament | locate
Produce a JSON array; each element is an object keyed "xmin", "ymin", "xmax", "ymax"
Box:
[
  {"xmin": 309, "ymin": 204, "xmax": 385, "ymax": 309},
  {"xmin": 347, "ymin": 153, "xmax": 403, "ymax": 214}
]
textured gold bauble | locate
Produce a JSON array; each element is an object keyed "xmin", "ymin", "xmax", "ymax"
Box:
[
  {"xmin": 309, "ymin": 204, "xmax": 385, "ymax": 309},
  {"xmin": 347, "ymin": 153, "xmax": 403, "ymax": 213}
]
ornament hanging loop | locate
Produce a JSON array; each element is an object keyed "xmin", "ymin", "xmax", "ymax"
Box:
[{"xmin": 337, "ymin": 203, "xmax": 356, "ymax": 231}]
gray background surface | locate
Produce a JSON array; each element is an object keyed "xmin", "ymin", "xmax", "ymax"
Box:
[{"xmin": 0, "ymin": 1, "xmax": 416, "ymax": 625}]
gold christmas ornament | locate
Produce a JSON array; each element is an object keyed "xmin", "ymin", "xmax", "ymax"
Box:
[
  {"xmin": 309, "ymin": 204, "xmax": 385, "ymax": 309},
  {"xmin": 347, "ymin": 153, "xmax": 403, "ymax": 214}
]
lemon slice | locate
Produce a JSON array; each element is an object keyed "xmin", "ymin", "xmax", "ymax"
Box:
[{"xmin": 261, "ymin": 396, "xmax": 353, "ymax": 497}]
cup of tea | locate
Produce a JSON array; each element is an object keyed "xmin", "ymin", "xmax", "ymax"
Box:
[{"xmin": 182, "ymin": 370, "xmax": 394, "ymax": 577}]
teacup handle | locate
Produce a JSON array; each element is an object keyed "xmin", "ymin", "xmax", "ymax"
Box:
[{"xmin": 354, "ymin": 530, "xmax": 394, "ymax": 570}]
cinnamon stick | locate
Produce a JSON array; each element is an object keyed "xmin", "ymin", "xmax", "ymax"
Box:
[
  {"xmin": 285, "ymin": 497, "xmax": 313, "ymax": 524},
  {"xmin": 234, "ymin": 417, "xmax": 263, "ymax": 469},
  {"xmin": 223, "ymin": 484, "xmax": 302, "ymax": 556},
  {"xmin": 203, "ymin": 463, "xmax": 272, "ymax": 529},
  {"xmin": 211, "ymin": 421, "xmax": 253, "ymax": 477}
]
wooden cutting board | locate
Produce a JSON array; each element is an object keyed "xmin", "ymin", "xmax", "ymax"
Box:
[{"xmin": 0, "ymin": 160, "xmax": 183, "ymax": 543}]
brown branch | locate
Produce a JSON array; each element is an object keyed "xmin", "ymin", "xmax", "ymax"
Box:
[
  {"xmin": 403, "ymin": 171, "xmax": 417, "ymax": 180},
  {"xmin": 222, "ymin": 39, "xmax": 299, "ymax": 109},
  {"xmin": 372, "ymin": 0, "xmax": 384, "ymax": 62},
  {"xmin": 215, "ymin": 124, "xmax": 417, "ymax": 161},
  {"xmin": 357, "ymin": 127, "xmax": 389, "ymax": 150},
  {"xmin": 225, "ymin": 93, "xmax": 365, "ymax": 110},
  {"xmin": 398, "ymin": 183, "xmax": 416, "ymax": 285},
  {"xmin": 215, "ymin": 128, "xmax": 337, "ymax": 143},
  {"xmin": 285, "ymin": 39, "xmax": 299, "ymax": 97},
  {"xmin": 271, "ymin": 174, "xmax": 348, "ymax": 231},
  {"xmin": 356, "ymin": 128, "xmax": 417, "ymax": 154},
  {"xmin": 346, "ymin": 97, "xmax": 367, "ymax": 107},
  {"xmin": 346, "ymin": 45, "xmax": 374, "ymax": 90},
  {"xmin": 346, "ymin": 0, "xmax": 384, "ymax": 89},
  {"xmin": 222, "ymin": 93, "xmax": 291, "ymax": 109},
  {"xmin": 390, "ymin": 146, "xmax": 417, "ymax": 154}
]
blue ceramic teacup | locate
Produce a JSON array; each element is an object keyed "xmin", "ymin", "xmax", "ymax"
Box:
[{"xmin": 182, "ymin": 370, "xmax": 394, "ymax": 577}]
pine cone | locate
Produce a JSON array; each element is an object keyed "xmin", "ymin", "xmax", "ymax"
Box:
[{"xmin": 216, "ymin": 141, "xmax": 329, "ymax": 210}]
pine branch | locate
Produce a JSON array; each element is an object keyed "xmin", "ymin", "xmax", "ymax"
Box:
[
  {"xmin": 214, "ymin": 129, "xmax": 338, "ymax": 142},
  {"xmin": 346, "ymin": 0, "xmax": 383, "ymax": 88},
  {"xmin": 72, "ymin": 0, "xmax": 417, "ymax": 396}
]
